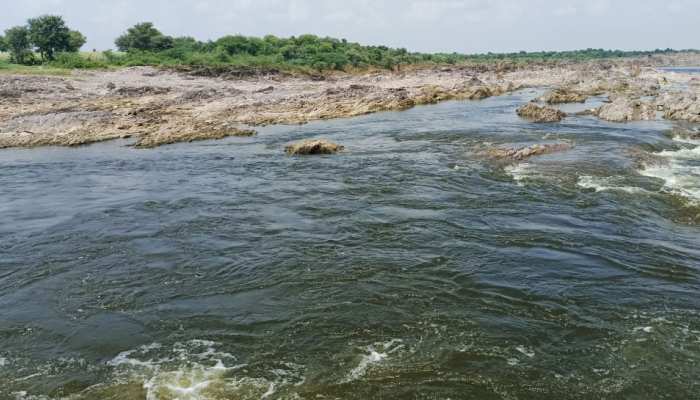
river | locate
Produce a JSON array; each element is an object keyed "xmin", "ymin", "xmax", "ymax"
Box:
[{"xmin": 1, "ymin": 87, "xmax": 699, "ymax": 399}]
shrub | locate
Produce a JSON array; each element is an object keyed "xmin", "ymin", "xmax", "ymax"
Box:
[{"xmin": 49, "ymin": 52, "xmax": 107, "ymax": 69}]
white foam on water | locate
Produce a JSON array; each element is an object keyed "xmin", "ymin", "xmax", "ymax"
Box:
[
  {"xmin": 640, "ymin": 161, "xmax": 700, "ymax": 202},
  {"xmin": 577, "ymin": 175, "xmax": 646, "ymax": 194},
  {"xmin": 104, "ymin": 340, "xmax": 302, "ymax": 400},
  {"xmin": 515, "ymin": 346, "xmax": 535, "ymax": 358},
  {"xmin": 0, "ymin": 357, "xmax": 6, "ymax": 367},
  {"xmin": 633, "ymin": 326, "xmax": 654, "ymax": 334},
  {"xmin": 345, "ymin": 347, "xmax": 387, "ymax": 382},
  {"xmin": 657, "ymin": 146, "xmax": 700, "ymax": 159},
  {"xmin": 671, "ymin": 135, "xmax": 700, "ymax": 146},
  {"xmin": 343, "ymin": 339, "xmax": 403, "ymax": 383},
  {"xmin": 505, "ymin": 163, "xmax": 534, "ymax": 186},
  {"xmin": 260, "ymin": 382, "xmax": 276, "ymax": 399},
  {"xmin": 639, "ymin": 137, "xmax": 700, "ymax": 203}
]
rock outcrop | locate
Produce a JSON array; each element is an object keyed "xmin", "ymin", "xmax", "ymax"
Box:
[
  {"xmin": 285, "ymin": 139, "xmax": 344, "ymax": 155},
  {"xmin": 544, "ymin": 88, "xmax": 588, "ymax": 104},
  {"xmin": 657, "ymin": 92, "xmax": 700, "ymax": 123},
  {"xmin": 480, "ymin": 142, "xmax": 573, "ymax": 161},
  {"xmin": 597, "ymin": 97, "xmax": 656, "ymax": 122},
  {"xmin": 133, "ymin": 127, "xmax": 255, "ymax": 148},
  {"xmin": 516, "ymin": 103, "xmax": 567, "ymax": 122}
]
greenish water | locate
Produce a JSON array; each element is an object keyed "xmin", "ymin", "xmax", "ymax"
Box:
[{"xmin": 1, "ymin": 90, "xmax": 699, "ymax": 399}]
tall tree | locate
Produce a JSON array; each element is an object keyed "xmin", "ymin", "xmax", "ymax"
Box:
[
  {"xmin": 67, "ymin": 30, "xmax": 86, "ymax": 52},
  {"xmin": 27, "ymin": 15, "xmax": 72, "ymax": 60},
  {"xmin": 115, "ymin": 23, "xmax": 173, "ymax": 52},
  {"xmin": 4, "ymin": 26, "xmax": 33, "ymax": 64},
  {"xmin": 0, "ymin": 35, "xmax": 7, "ymax": 52}
]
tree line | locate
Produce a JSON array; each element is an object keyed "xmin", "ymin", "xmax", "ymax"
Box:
[
  {"xmin": 0, "ymin": 15, "xmax": 692, "ymax": 71},
  {"xmin": 0, "ymin": 15, "xmax": 85, "ymax": 64}
]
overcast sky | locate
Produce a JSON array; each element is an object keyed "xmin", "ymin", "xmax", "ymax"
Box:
[{"xmin": 2, "ymin": 0, "xmax": 698, "ymax": 53}]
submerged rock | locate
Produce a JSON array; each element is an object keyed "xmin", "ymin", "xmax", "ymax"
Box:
[
  {"xmin": 516, "ymin": 103, "xmax": 567, "ymax": 122},
  {"xmin": 544, "ymin": 88, "xmax": 588, "ymax": 104},
  {"xmin": 597, "ymin": 97, "xmax": 656, "ymax": 122},
  {"xmin": 481, "ymin": 142, "xmax": 573, "ymax": 161},
  {"xmin": 285, "ymin": 139, "xmax": 344, "ymax": 155}
]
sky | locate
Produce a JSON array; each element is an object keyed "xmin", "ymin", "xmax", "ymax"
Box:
[{"xmin": 1, "ymin": 0, "xmax": 698, "ymax": 54}]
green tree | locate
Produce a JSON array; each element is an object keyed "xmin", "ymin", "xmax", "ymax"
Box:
[
  {"xmin": 67, "ymin": 30, "xmax": 86, "ymax": 52},
  {"xmin": 0, "ymin": 35, "xmax": 7, "ymax": 52},
  {"xmin": 115, "ymin": 22, "xmax": 173, "ymax": 52},
  {"xmin": 27, "ymin": 15, "xmax": 73, "ymax": 60},
  {"xmin": 4, "ymin": 26, "xmax": 33, "ymax": 64},
  {"xmin": 216, "ymin": 35, "xmax": 264, "ymax": 55}
]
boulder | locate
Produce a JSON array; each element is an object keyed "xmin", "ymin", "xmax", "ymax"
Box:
[
  {"xmin": 285, "ymin": 139, "xmax": 344, "ymax": 155},
  {"xmin": 516, "ymin": 103, "xmax": 566, "ymax": 122},
  {"xmin": 597, "ymin": 97, "xmax": 656, "ymax": 122},
  {"xmin": 481, "ymin": 143, "xmax": 573, "ymax": 161},
  {"xmin": 657, "ymin": 92, "xmax": 700, "ymax": 123}
]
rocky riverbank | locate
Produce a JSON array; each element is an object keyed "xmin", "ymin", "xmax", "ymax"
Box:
[{"xmin": 1, "ymin": 53, "xmax": 700, "ymax": 149}]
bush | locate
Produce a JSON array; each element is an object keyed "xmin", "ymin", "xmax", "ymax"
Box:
[{"xmin": 49, "ymin": 52, "xmax": 107, "ymax": 69}]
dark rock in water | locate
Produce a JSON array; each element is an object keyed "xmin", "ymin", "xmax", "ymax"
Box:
[
  {"xmin": 517, "ymin": 103, "xmax": 567, "ymax": 122},
  {"xmin": 285, "ymin": 139, "xmax": 344, "ymax": 155}
]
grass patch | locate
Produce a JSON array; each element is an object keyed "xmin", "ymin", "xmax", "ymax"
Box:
[{"xmin": 0, "ymin": 58, "xmax": 72, "ymax": 75}]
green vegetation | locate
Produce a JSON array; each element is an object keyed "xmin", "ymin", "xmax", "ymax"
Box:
[
  {"xmin": 115, "ymin": 22, "xmax": 173, "ymax": 52},
  {"xmin": 27, "ymin": 15, "xmax": 83, "ymax": 60},
  {"xmin": 0, "ymin": 16, "xmax": 696, "ymax": 74},
  {"xmin": 4, "ymin": 26, "xmax": 34, "ymax": 65},
  {"xmin": 2, "ymin": 15, "xmax": 84, "ymax": 68},
  {"xmin": 468, "ymin": 48, "xmax": 683, "ymax": 63}
]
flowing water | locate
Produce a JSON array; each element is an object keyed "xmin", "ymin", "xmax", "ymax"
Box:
[{"xmin": 1, "ymin": 87, "xmax": 699, "ymax": 399}]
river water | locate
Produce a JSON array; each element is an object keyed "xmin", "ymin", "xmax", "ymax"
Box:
[{"xmin": 1, "ymin": 87, "xmax": 699, "ymax": 399}]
